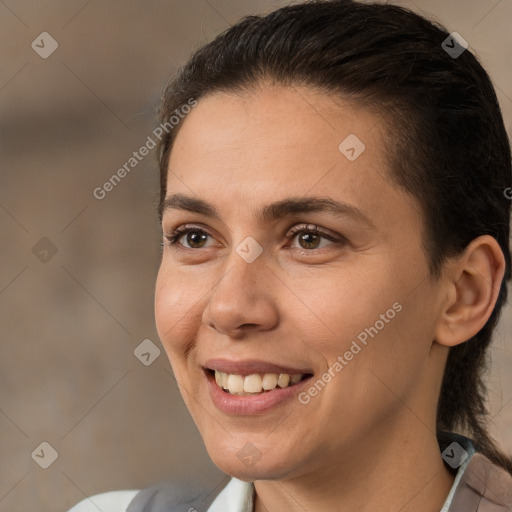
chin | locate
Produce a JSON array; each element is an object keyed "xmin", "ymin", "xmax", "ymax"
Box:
[{"xmin": 205, "ymin": 439, "xmax": 299, "ymax": 482}]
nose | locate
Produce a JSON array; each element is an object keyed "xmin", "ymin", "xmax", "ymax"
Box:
[{"xmin": 202, "ymin": 248, "xmax": 279, "ymax": 338}]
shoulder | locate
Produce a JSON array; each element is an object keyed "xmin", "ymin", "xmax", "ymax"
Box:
[
  {"xmin": 126, "ymin": 476, "xmax": 233, "ymax": 511},
  {"xmin": 67, "ymin": 490, "xmax": 139, "ymax": 512},
  {"xmin": 67, "ymin": 476, "xmax": 235, "ymax": 512},
  {"xmin": 450, "ymin": 452, "xmax": 512, "ymax": 511}
]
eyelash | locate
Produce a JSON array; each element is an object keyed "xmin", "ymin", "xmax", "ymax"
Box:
[{"xmin": 163, "ymin": 223, "xmax": 344, "ymax": 253}]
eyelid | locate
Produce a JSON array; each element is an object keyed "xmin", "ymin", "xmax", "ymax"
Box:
[
  {"xmin": 285, "ymin": 223, "xmax": 341, "ymax": 241},
  {"xmin": 164, "ymin": 222, "xmax": 346, "ymax": 251},
  {"xmin": 165, "ymin": 223, "xmax": 218, "ymax": 249}
]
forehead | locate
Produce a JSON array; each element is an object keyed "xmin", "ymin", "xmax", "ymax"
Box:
[
  {"xmin": 170, "ymin": 85, "xmax": 384, "ymax": 172},
  {"xmin": 165, "ymin": 85, "xmax": 421, "ymax": 237},
  {"xmin": 169, "ymin": 86, "xmax": 382, "ymax": 184}
]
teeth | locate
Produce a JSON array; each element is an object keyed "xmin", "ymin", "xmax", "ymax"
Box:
[
  {"xmin": 244, "ymin": 374, "xmax": 262, "ymax": 393},
  {"xmin": 262, "ymin": 373, "xmax": 278, "ymax": 390},
  {"xmin": 213, "ymin": 371, "xmax": 306, "ymax": 395},
  {"xmin": 226, "ymin": 374, "xmax": 244, "ymax": 394},
  {"xmin": 290, "ymin": 374, "xmax": 302, "ymax": 385},
  {"xmin": 277, "ymin": 373, "xmax": 290, "ymax": 388}
]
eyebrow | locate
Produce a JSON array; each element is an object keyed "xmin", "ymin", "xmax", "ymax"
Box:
[{"xmin": 160, "ymin": 193, "xmax": 376, "ymax": 229}]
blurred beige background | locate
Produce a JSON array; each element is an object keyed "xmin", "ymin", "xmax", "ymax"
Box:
[{"xmin": 0, "ymin": 1, "xmax": 511, "ymax": 511}]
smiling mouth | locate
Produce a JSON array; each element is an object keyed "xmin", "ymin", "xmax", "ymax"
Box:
[{"xmin": 207, "ymin": 369, "xmax": 313, "ymax": 396}]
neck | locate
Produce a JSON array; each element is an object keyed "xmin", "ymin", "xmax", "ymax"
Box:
[{"xmin": 253, "ymin": 422, "xmax": 455, "ymax": 512}]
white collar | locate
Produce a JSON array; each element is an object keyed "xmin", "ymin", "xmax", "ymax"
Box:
[{"xmin": 208, "ymin": 477, "xmax": 254, "ymax": 512}]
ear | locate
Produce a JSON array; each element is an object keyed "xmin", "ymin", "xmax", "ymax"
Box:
[{"xmin": 434, "ymin": 235, "xmax": 506, "ymax": 348}]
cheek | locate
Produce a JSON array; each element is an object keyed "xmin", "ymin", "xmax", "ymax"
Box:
[
  {"xmin": 154, "ymin": 264, "xmax": 202, "ymax": 357},
  {"xmin": 289, "ymin": 263, "xmax": 399, "ymax": 355},
  {"xmin": 296, "ymin": 262, "xmax": 427, "ymax": 408}
]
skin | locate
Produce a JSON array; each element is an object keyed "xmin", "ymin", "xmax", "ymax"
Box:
[{"xmin": 154, "ymin": 84, "xmax": 505, "ymax": 512}]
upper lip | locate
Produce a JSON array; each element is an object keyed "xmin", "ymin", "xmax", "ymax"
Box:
[{"xmin": 203, "ymin": 358, "xmax": 313, "ymax": 376}]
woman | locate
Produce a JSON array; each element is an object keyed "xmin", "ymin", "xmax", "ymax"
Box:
[{"xmin": 69, "ymin": 0, "xmax": 512, "ymax": 510}]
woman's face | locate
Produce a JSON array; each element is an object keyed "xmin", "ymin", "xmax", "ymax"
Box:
[{"xmin": 155, "ymin": 85, "xmax": 448, "ymax": 481}]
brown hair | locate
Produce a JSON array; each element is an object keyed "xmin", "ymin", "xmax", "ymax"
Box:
[{"xmin": 156, "ymin": 0, "xmax": 512, "ymax": 472}]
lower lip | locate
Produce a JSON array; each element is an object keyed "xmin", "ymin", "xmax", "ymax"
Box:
[{"xmin": 205, "ymin": 370, "xmax": 313, "ymax": 415}]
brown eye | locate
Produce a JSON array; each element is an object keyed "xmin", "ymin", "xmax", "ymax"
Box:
[
  {"xmin": 182, "ymin": 230, "xmax": 209, "ymax": 248},
  {"xmin": 296, "ymin": 231, "xmax": 323, "ymax": 249},
  {"xmin": 165, "ymin": 227, "xmax": 214, "ymax": 249},
  {"xmin": 288, "ymin": 224, "xmax": 343, "ymax": 251}
]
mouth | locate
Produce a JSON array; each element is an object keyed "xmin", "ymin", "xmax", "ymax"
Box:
[
  {"xmin": 205, "ymin": 368, "xmax": 312, "ymax": 396},
  {"xmin": 202, "ymin": 358, "xmax": 315, "ymax": 414}
]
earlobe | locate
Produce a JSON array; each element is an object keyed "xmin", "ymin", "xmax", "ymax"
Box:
[{"xmin": 434, "ymin": 235, "xmax": 505, "ymax": 348}]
